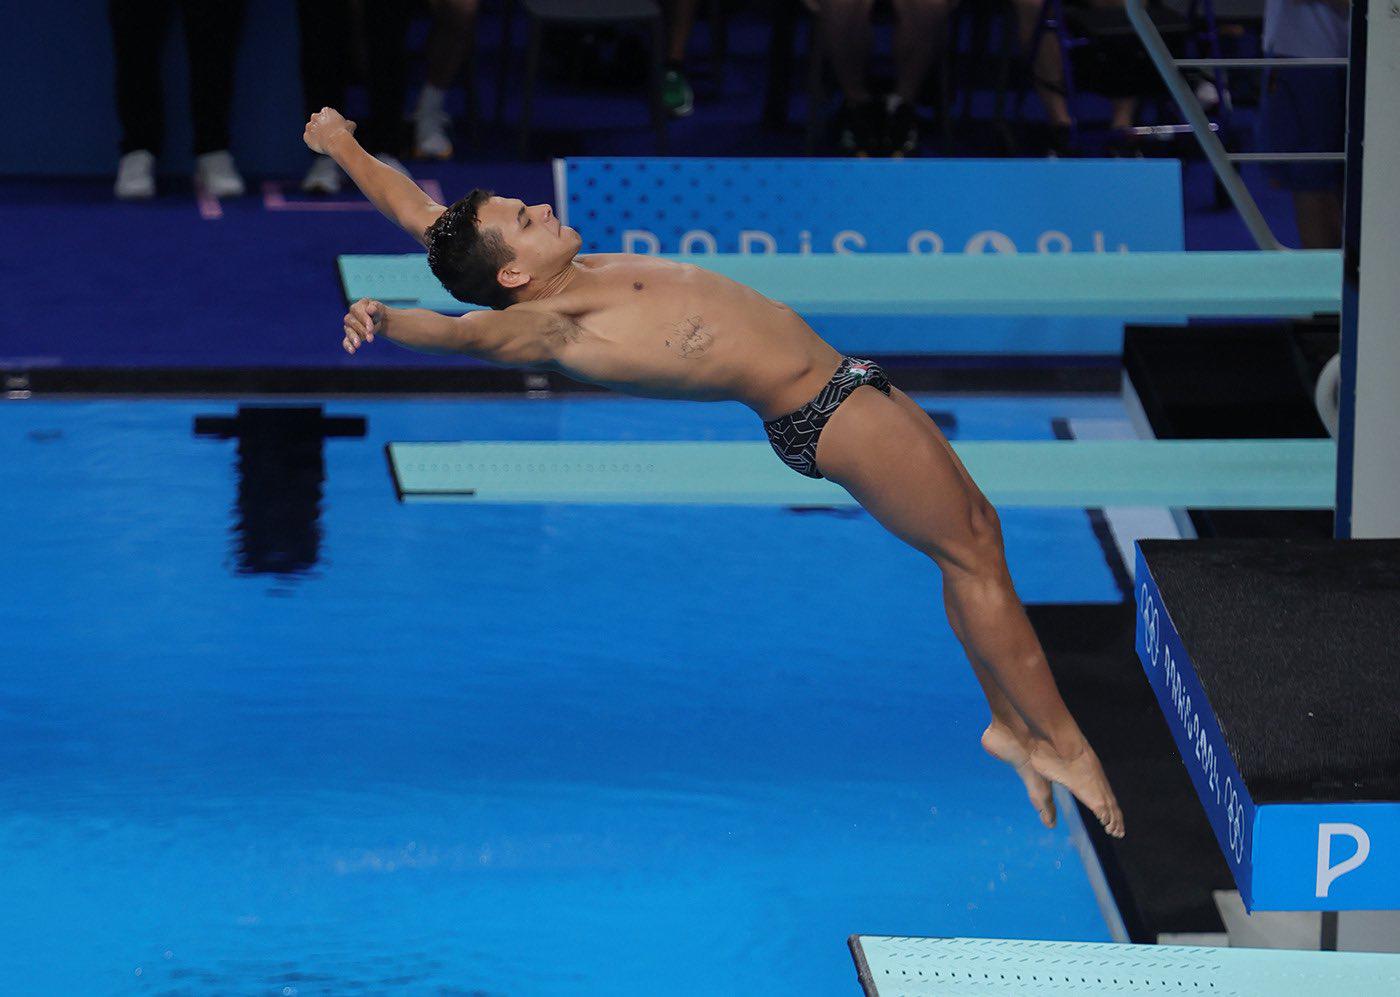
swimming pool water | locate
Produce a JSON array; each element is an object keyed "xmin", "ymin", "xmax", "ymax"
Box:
[{"xmin": 0, "ymin": 394, "xmax": 1124, "ymax": 995}]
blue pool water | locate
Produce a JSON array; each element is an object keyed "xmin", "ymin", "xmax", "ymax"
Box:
[{"xmin": 1, "ymin": 394, "xmax": 1124, "ymax": 995}]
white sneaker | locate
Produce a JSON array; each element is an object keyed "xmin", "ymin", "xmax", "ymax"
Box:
[
  {"xmin": 413, "ymin": 109, "xmax": 454, "ymax": 160},
  {"xmin": 376, "ymin": 154, "xmax": 412, "ymax": 179},
  {"xmin": 114, "ymin": 150, "xmax": 156, "ymax": 200},
  {"xmin": 301, "ymin": 154, "xmax": 343, "ymax": 194},
  {"xmin": 1194, "ymin": 78, "xmax": 1220, "ymax": 112},
  {"xmin": 194, "ymin": 150, "xmax": 245, "ymax": 198}
]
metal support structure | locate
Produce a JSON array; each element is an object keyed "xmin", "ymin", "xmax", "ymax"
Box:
[
  {"xmin": 1123, "ymin": 0, "xmax": 1348, "ymax": 252},
  {"xmin": 1124, "ymin": 0, "xmax": 1279, "ymax": 249},
  {"xmin": 1322, "ymin": 911, "xmax": 1340, "ymax": 951},
  {"xmin": 1337, "ymin": 0, "xmax": 1400, "ymax": 539}
]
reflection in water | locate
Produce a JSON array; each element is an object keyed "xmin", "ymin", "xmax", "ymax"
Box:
[{"xmin": 194, "ymin": 406, "xmax": 365, "ymax": 577}]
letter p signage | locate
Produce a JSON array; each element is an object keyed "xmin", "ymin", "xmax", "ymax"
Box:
[{"xmin": 1316, "ymin": 823, "xmax": 1371, "ymax": 898}]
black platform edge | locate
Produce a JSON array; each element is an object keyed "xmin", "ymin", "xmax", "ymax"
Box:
[
  {"xmin": 1137, "ymin": 538, "xmax": 1400, "ymax": 803},
  {"xmin": 1124, "ymin": 319, "xmax": 1337, "ymax": 540},
  {"xmin": 1030, "ymin": 602, "xmax": 1234, "ymax": 940},
  {"xmin": 0, "ymin": 357, "xmax": 1120, "ymax": 397},
  {"xmin": 384, "ymin": 444, "xmax": 406, "ymax": 504},
  {"xmin": 1050, "ymin": 416, "xmax": 1134, "ymax": 601},
  {"xmin": 847, "ymin": 935, "xmax": 877, "ymax": 997}
]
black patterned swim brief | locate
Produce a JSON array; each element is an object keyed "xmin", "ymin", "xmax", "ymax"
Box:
[{"xmin": 762, "ymin": 356, "xmax": 892, "ymax": 479}]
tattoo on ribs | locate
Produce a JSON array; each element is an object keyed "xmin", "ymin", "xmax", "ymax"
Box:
[{"xmin": 664, "ymin": 315, "xmax": 714, "ymax": 359}]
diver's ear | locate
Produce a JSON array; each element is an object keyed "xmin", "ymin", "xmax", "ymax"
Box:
[{"xmin": 497, "ymin": 264, "xmax": 530, "ymax": 291}]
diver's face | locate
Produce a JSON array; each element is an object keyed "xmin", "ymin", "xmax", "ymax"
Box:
[{"xmin": 477, "ymin": 196, "xmax": 581, "ymax": 294}]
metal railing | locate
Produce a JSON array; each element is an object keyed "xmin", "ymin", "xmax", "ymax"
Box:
[{"xmin": 1123, "ymin": 0, "xmax": 1347, "ymax": 250}]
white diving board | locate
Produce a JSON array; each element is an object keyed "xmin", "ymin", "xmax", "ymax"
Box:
[
  {"xmin": 340, "ymin": 250, "xmax": 1341, "ymax": 317},
  {"xmin": 386, "ymin": 439, "xmax": 1336, "ymax": 509},
  {"xmin": 848, "ymin": 936, "xmax": 1400, "ymax": 996}
]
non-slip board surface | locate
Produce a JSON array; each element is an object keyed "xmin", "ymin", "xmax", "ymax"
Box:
[
  {"xmin": 848, "ymin": 936, "xmax": 1400, "ymax": 996},
  {"xmin": 387, "ymin": 440, "xmax": 1336, "ymax": 509},
  {"xmin": 339, "ymin": 250, "xmax": 1341, "ymax": 317},
  {"xmin": 1138, "ymin": 539, "xmax": 1400, "ymax": 802}
]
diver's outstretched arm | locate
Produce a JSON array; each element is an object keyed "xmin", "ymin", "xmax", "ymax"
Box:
[
  {"xmin": 303, "ymin": 107, "xmax": 445, "ymax": 246},
  {"xmin": 341, "ymin": 297, "xmax": 565, "ymax": 367}
]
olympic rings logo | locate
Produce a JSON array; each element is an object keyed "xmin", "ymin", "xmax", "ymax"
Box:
[
  {"xmin": 1139, "ymin": 583, "xmax": 1161, "ymax": 669},
  {"xmin": 1223, "ymin": 777, "xmax": 1246, "ymax": 864}
]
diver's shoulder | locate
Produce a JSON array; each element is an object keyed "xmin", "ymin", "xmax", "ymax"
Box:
[{"xmin": 577, "ymin": 252, "xmax": 698, "ymax": 267}]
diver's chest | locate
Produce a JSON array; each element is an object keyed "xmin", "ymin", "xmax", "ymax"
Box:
[{"xmin": 564, "ymin": 294, "xmax": 726, "ymax": 368}]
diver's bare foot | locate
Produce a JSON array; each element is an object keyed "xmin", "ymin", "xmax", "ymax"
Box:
[
  {"xmin": 1030, "ymin": 738, "xmax": 1125, "ymax": 838},
  {"xmin": 981, "ymin": 721, "xmax": 1057, "ymax": 829}
]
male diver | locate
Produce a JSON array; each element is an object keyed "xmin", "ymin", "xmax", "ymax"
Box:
[{"xmin": 307, "ymin": 107, "xmax": 1125, "ymax": 838}]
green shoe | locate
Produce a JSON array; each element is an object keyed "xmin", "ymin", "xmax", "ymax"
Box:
[{"xmin": 662, "ymin": 68, "xmax": 694, "ymax": 118}]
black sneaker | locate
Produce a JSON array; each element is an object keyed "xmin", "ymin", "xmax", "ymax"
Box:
[
  {"xmin": 838, "ymin": 98, "xmax": 886, "ymax": 157},
  {"xmin": 886, "ymin": 97, "xmax": 919, "ymax": 157},
  {"xmin": 1047, "ymin": 123, "xmax": 1080, "ymax": 159},
  {"xmin": 1107, "ymin": 127, "xmax": 1145, "ymax": 158}
]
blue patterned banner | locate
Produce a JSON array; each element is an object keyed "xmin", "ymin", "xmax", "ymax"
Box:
[
  {"xmin": 554, "ymin": 158, "xmax": 1183, "ymax": 356},
  {"xmin": 555, "ymin": 158, "xmax": 1183, "ymax": 256}
]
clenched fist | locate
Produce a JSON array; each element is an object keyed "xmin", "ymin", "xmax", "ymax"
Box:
[
  {"xmin": 304, "ymin": 107, "xmax": 357, "ymax": 155},
  {"xmin": 343, "ymin": 298, "xmax": 385, "ymax": 355}
]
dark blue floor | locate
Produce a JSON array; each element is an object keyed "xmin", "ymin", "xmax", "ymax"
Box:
[
  {"xmin": 0, "ymin": 5, "xmax": 1301, "ymax": 372},
  {"xmin": 0, "ymin": 157, "xmax": 1299, "ymax": 371}
]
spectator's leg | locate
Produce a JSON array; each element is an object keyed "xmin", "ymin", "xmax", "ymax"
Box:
[
  {"xmin": 820, "ymin": 0, "xmax": 884, "ymax": 153},
  {"xmin": 820, "ymin": 0, "xmax": 876, "ymax": 104},
  {"xmin": 1293, "ymin": 190, "xmax": 1343, "ymax": 249},
  {"xmin": 425, "ymin": 0, "xmax": 479, "ymax": 89},
  {"xmin": 297, "ymin": 0, "xmax": 352, "ymax": 191},
  {"xmin": 360, "ymin": 0, "xmax": 412, "ymax": 156},
  {"xmin": 763, "ymin": 0, "xmax": 797, "ymax": 128},
  {"xmin": 1089, "ymin": 0, "xmax": 1135, "ymax": 130},
  {"xmin": 1259, "ymin": 64, "xmax": 1345, "ymax": 248},
  {"xmin": 1290, "ymin": 67, "xmax": 1348, "ymax": 249},
  {"xmin": 297, "ymin": 0, "xmax": 351, "ymax": 119},
  {"xmin": 886, "ymin": 0, "xmax": 954, "ymax": 155},
  {"xmin": 662, "ymin": 0, "xmax": 700, "ymax": 115},
  {"xmin": 890, "ymin": 0, "xmax": 951, "ymax": 106},
  {"xmin": 519, "ymin": 13, "xmax": 541, "ymax": 158},
  {"xmin": 666, "ymin": 0, "xmax": 700, "ymax": 64},
  {"xmin": 414, "ymin": 0, "xmax": 479, "ymax": 157},
  {"xmin": 110, "ymin": 0, "xmax": 174, "ymax": 155},
  {"xmin": 182, "ymin": 0, "xmax": 246, "ymax": 156},
  {"xmin": 1012, "ymin": 0, "xmax": 1072, "ymax": 127},
  {"xmin": 651, "ymin": 12, "xmax": 669, "ymax": 148},
  {"xmin": 1110, "ymin": 97, "xmax": 1136, "ymax": 130}
]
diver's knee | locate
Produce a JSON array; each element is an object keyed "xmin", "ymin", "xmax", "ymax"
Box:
[{"xmin": 929, "ymin": 518, "xmax": 1007, "ymax": 578}]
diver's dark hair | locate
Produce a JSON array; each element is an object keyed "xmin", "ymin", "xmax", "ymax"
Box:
[{"xmin": 425, "ymin": 189, "xmax": 517, "ymax": 311}]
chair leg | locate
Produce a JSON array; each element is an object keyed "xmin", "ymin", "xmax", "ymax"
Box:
[
  {"xmin": 938, "ymin": 57, "xmax": 953, "ymax": 148},
  {"xmin": 1049, "ymin": 0, "xmax": 1078, "ymax": 132},
  {"xmin": 805, "ymin": 19, "xmax": 825, "ymax": 154},
  {"xmin": 1014, "ymin": 0, "xmax": 1053, "ymax": 125},
  {"xmin": 495, "ymin": 0, "xmax": 514, "ymax": 126},
  {"xmin": 465, "ymin": 14, "xmax": 481, "ymax": 149},
  {"xmin": 762, "ymin": 0, "xmax": 798, "ymax": 129},
  {"xmin": 993, "ymin": 22, "xmax": 1016, "ymax": 153},
  {"xmin": 991, "ymin": 8, "xmax": 1008, "ymax": 127},
  {"xmin": 650, "ymin": 15, "xmax": 668, "ymax": 153},
  {"xmin": 709, "ymin": 1, "xmax": 727, "ymax": 88},
  {"xmin": 519, "ymin": 15, "xmax": 541, "ymax": 159}
]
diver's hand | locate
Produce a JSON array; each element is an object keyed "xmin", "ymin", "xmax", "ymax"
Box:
[
  {"xmin": 304, "ymin": 107, "xmax": 357, "ymax": 155},
  {"xmin": 343, "ymin": 298, "xmax": 385, "ymax": 355}
]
